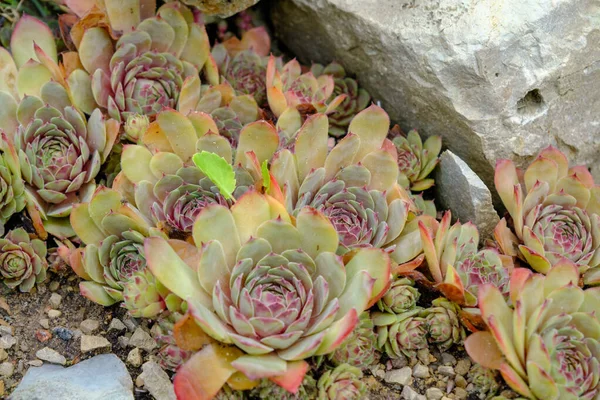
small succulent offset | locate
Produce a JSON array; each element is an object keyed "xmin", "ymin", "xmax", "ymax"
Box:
[
  {"xmin": 311, "ymin": 62, "xmax": 370, "ymax": 138},
  {"xmin": 330, "ymin": 312, "xmax": 380, "ymax": 369},
  {"xmin": 468, "ymin": 364, "xmax": 501, "ymax": 399},
  {"xmin": 377, "ymin": 277, "xmax": 420, "ymax": 314},
  {"xmin": 372, "ymin": 308, "xmax": 428, "ymax": 359},
  {"xmin": 421, "ymin": 297, "xmax": 465, "ymax": 352},
  {"xmin": 465, "ymin": 260, "xmax": 600, "ymax": 400},
  {"xmin": 317, "ymin": 364, "xmax": 367, "ymax": 400},
  {"xmin": 0, "ymin": 228, "xmax": 47, "ymax": 292},
  {"xmin": 146, "ymin": 190, "xmax": 391, "ymax": 397},
  {"xmin": 494, "ymin": 146, "xmax": 600, "ymax": 285},
  {"xmin": 389, "ymin": 126, "xmax": 442, "ymax": 191}
]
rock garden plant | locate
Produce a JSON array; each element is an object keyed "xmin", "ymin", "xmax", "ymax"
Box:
[{"xmin": 0, "ymin": 1, "xmax": 598, "ymax": 399}]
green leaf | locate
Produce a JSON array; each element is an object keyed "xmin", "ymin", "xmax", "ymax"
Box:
[
  {"xmin": 193, "ymin": 151, "xmax": 236, "ymax": 201},
  {"xmin": 261, "ymin": 160, "xmax": 271, "ymax": 193}
]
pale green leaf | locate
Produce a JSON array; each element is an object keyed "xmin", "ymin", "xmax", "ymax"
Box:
[
  {"xmin": 261, "ymin": 160, "xmax": 270, "ymax": 193},
  {"xmin": 192, "ymin": 151, "xmax": 236, "ymax": 200}
]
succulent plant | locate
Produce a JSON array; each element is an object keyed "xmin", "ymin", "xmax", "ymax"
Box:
[
  {"xmin": 71, "ymin": 1, "xmax": 213, "ymax": 122},
  {"xmin": 123, "ymin": 269, "xmax": 171, "ymax": 318},
  {"xmin": 117, "ymin": 109, "xmax": 270, "ymax": 238},
  {"xmin": 465, "ymin": 260, "xmax": 600, "ymax": 400},
  {"xmin": 311, "ymin": 62, "xmax": 370, "ymax": 138},
  {"xmin": 212, "ymin": 28, "xmax": 270, "ymax": 106},
  {"xmin": 153, "ymin": 313, "xmax": 193, "ymax": 372},
  {"xmin": 123, "ymin": 114, "xmax": 150, "ymax": 143},
  {"xmin": 0, "ymin": 15, "xmax": 119, "ymax": 237},
  {"xmin": 271, "ymin": 106, "xmax": 415, "ymax": 269},
  {"xmin": 468, "ymin": 364, "xmax": 501, "ymax": 399},
  {"xmin": 146, "ymin": 191, "xmax": 391, "ymax": 396},
  {"xmin": 389, "ymin": 126, "xmax": 442, "ymax": 191},
  {"xmin": 251, "ymin": 375, "xmax": 317, "ymax": 400},
  {"xmin": 67, "ymin": 186, "xmax": 161, "ymax": 306},
  {"xmin": 377, "ymin": 277, "xmax": 420, "ymax": 314},
  {"xmin": 0, "ymin": 133, "xmax": 25, "ymax": 236},
  {"xmin": 421, "ymin": 297, "xmax": 465, "ymax": 351},
  {"xmin": 317, "ymin": 364, "xmax": 366, "ymax": 400},
  {"xmin": 266, "ymin": 56, "xmax": 346, "ymax": 118},
  {"xmin": 494, "ymin": 146, "xmax": 600, "ymax": 285},
  {"xmin": 417, "ymin": 212, "xmax": 513, "ymax": 307},
  {"xmin": 0, "ymin": 228, "xmax": 47, "ymax": 292},
  {"xmin": 373, "ymin": 308, "xmax": 428, "ymax": 358},
  {"xmin": 330, "ymin": 311, "xmax": 380, "ymax": 369}
]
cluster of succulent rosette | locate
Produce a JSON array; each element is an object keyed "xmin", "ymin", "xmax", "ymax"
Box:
[{"xmin": 0, "ymin": 1, "xmax": 598, "ymax": 400}]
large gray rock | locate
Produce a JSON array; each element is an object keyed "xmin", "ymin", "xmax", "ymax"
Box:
[
  {"xmin": 436, "ymin": 150, "xmax": 499, "ymax": 240},
  {"xmin": 272, "ymin": 0, "xmax": 600, "ymax": 194},
  {"xmin": 10, "ymin": 354, "xmax": 133, "ymax": 400}
]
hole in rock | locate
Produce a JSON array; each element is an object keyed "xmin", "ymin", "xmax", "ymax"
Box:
[{"xmin": 516, "ymin": 89, "xmax": 546, "ymax": 118}]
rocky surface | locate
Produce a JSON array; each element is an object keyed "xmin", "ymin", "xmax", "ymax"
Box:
[
  {"xmin": 271, "ymin": 0, "xmax": 600, "ymax": 195},
  {"xmin": 10, "ymin": 354, "xmax": 134, "ymax": 400},
  {"xmin": 436, "ymin": 150, "xmax": 499, "ymax": 240}
]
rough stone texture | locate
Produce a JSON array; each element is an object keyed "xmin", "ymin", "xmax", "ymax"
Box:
[
  {"xmin": 81, "ymin": 335, "xmax": 111, "ymax": 353},
  {"xmin": 272, "ymin": 0, "xmax": 600, "ymax": 194},
  {"xmin": 10, "ymin": 354, "xmax": 133, "ymax": 400},
  {"xmin": 129, "ymin": 328, "xmax": 157, "ymax": 351},
  {"xmin": 385, "ymin": 367, "xmax": 413, "ymax": 385},
  {"xmin": 181, "ymin": 0, "xmax": 260, "ymax": 17},
  {"xmin": 35, "ymin": 347, "xmax": 66, "ymax": 365},
  {"xmin": 436, "ymin": 150, "xmax": 499, "ymax": 240},
  {"xmin": 137, "ymin": 361, "xmax": 176, "ymax": 400}
]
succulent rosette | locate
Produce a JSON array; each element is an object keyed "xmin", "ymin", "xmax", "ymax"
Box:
[
  {"xmin": 67, "ymin": 186, "xmax": 163, "ymax": 306},
  {"xmin": 145, "ymin": 191, "xmax": 391, "ymax": 396},
  {"xmin": 123, "ymin": 269, "xmax": 175, "ymax": 318},
  {"xmin": 212, "ymin": 28, "xmax": 271, "ymax": 106},
  {"xmin": 389, "ymin": 126, "xmax": 442, "ymax": 191},
  {"xmin": 418, "ymin": 212, "xmax": 513, "ymax": 308},
  {"xmin": 117, "ymin": 109, "xmax": 273, "ymax": 238},
  {"xmin": 330, "ymin": 311, "xmax": 380, "ymax": 369},
  {"xmin": 465, "ymin": 260, "xmax": 600, "ymax": 400},
  {"xmin": 266, "ymin": 56, "xmax": 346, "ymax": 118},
  {"xmin": 468, "ymin": 365, "xmax": 500, "ymax": 399},
  {"xmin": 494, "ymin": 146, "xmax": 600, "ymax": 284},
  {"xmin": 271, "ymin": 106, "xmax": 415, "ymax": 269},
  {"xmin": 377, "ymin": 277, "xmax": 420, "ymax": 314},
  {"xmin": 0, "ymin": 228, "xmax": 48, "ymax": 292},
  {"xmin": 69, "ymin": 1, "xmax": 214, "ymax": 122},
  {"xmin": 311, "ymin": 62, "xmax": 370, "ymax": 138},
  {"xmin": 0, "ymin": 15, "xmax": 118, "ymax": 237},
  {"xmin": 0, "ymin": 133, "xmax": 26, "ymax": 236},
  {"xmin": 421, "ymin": 297, "xmax": 465, "ymax": 351},
  {"xmin": 317, "ymin": 364, "xmax": 366, "ymax": 400},
  {"xmin": 372, "ymin": 308, "xmax": 428, "ymax": 358}
]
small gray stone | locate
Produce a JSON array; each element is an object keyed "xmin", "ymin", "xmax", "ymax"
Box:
[
  {"xmin": 49, "ymin": 293, "xmax": 63, "ymax": 309},
  {"xmin": 413, "ymin": 364, "xmax": 430, "ymax": 379},
  {"xmin": 441, "ymin": 352, "xmax": 457, "ymax": 366},
  {"xmin": 0, "ymin": 326, "xmax": 13, "ymax": 336},
  {"xmin": 108, "ymin": 319, "xmax": 126, "ymax": 332},
  {"xmin": 118, "ymin": 336, "xmax": 130, "ymax": 348},
  {"xmin": 123, "ymin": 319, "xmax": 138, "ymax": 332},
  {"xmin": 80, "ymin": 319, "xmax": 100, "ymax": 335},
  {"xmin": 39, "ymin": 319, "xmax": 50, "ymax": 329},
  {"xmin": 0, "ymin": 336, "xmax": 16, "ymax": 349},
  {"xmin": 129, "ymin": 328, "xmax": 157, "ymax": 351},
  {"xmin": 455, "ymin": 359, "xmax": 471, "ymax": 376},
  {"xmin": 455, "ymin": 375, "xmax": 468, "ymax": 389},
  {"xmin": 454, "ymin": 387, "xmax": 468, "ymax": 400},
  {"xmin": 391, "ymin": 356, "xmax": 408, "ymax": 369},
  {"xmin": 138, "ymin": 361, "xmax": 176, "ymax": 400},
  {"xmin": 81, "ymin": 335, "xmax": 111, "ymax": 354},
  {"xmin": 11, "ymin": 354, "xmax": 133, "ymax": 400},
  {"xmin": 401, "ymin": 385, "xmax": 422, "ymax": 400},
  {"xmin": 438, "ymin": 366, "xmax": 456, "ymax": 377},
  {"xmin": 36, "ymin": 347, "xmax": 66, "ymax": 365},
  {"xmin": 0, "ymin": 349, "xmax": 7, "ymax": 362},
  {"xmin": 127, "ymin": 348, "xmax": 143, "ymax": 368},
  {"xmin": 374, "ymin": 369, "xmax": 385, "ymax": 379},
  {"xmin": 385, "ymin": 366, "xmax": 412, "ymax": 386},
  {"xmin": 436, "ymin": 151, "xmax": 499, "ymax": 240},
  {"xmin": 0, "ymin": 361, "xmax": 14, "ymax": 378},
  {"xmin": 72, "ymin": 329, "xmax": 82, "ymax": 340},
  {"xmin": 426, "ymin": 388, "xmax": 444, "ymax": 400},
  {"xmin": 47, "ymin": 309, "xmax": 62, "ymax": 319},
  {"xmin": 27, "ymin": 360, "xmax": 43, "ymax": 367}
]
